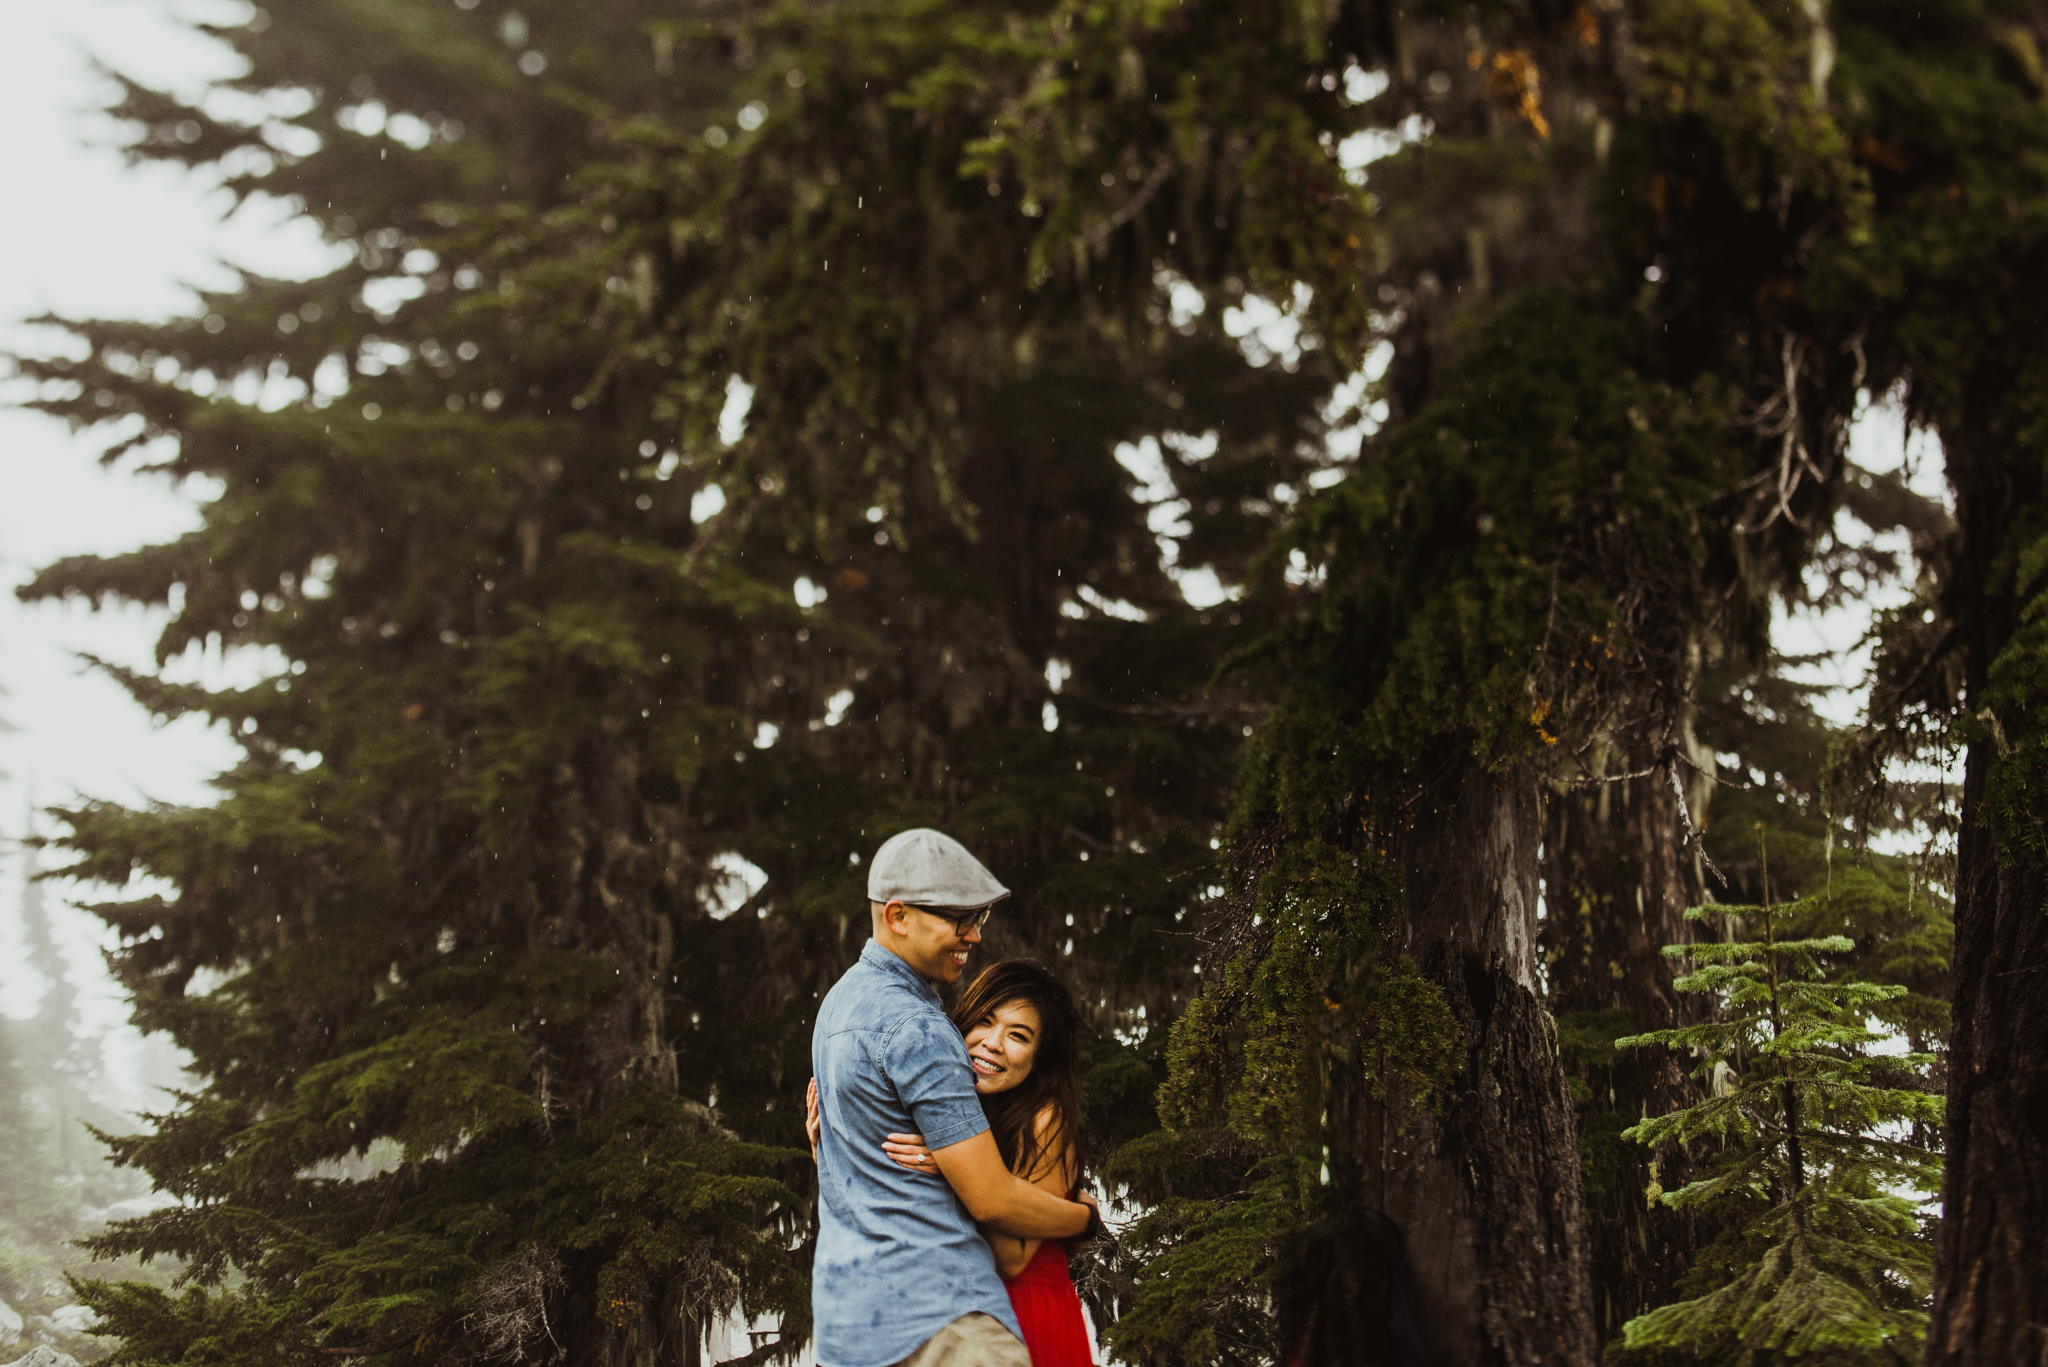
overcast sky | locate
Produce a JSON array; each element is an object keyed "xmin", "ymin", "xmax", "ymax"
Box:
[
  {"xmin": 0, "ymin": 0, "xmax": 1950, "ymax": 1116},
  {"xmin": 0, "ymin": 0, "xmax": 331, "ymax": 1108}
]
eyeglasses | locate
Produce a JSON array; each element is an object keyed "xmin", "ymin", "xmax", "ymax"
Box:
[{"xmin": 912, "ymin": 904, "xmax": 995, "ymax": 936}]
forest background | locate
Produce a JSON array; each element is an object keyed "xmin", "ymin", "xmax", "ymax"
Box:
[{"xmin": 1, "ymin": 0, "xmax": 2043, "ymax": 1365}]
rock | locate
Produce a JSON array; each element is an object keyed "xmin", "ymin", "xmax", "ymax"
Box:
[
  {"xmin": 0, "ymin": 1300, "xmax": 20, "ymax": 1348},
  {"xmin": 3, "ymin": 1347, "xmax": 82, "ymax": 1367},
  {"xmin": 45, "ymin": 1308, "xmax": 94, "ymax": 1335}
]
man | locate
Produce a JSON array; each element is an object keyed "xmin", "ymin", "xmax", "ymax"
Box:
[{"xmin": 811, "ymin": 828, "xmax": 1098, "ymax": 1367}]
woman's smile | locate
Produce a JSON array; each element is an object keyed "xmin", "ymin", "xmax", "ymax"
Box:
[{"xmin": 963, "ymin": 999, "xmax": 1042, "ymax": 1095}]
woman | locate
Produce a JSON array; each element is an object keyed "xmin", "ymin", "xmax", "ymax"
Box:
[{"xmin": 810, "ymin": 960, "xmax": 1094, "ymax": 1367}]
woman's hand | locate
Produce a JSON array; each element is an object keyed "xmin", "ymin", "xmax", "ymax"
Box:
[
  {"xmin": 806, "ymin": 1079, "xmax": 821, "ymax": 1162},
  {"xmin": 882, "ymin": 1133, "xmax": 935, "ymax": 1172}
]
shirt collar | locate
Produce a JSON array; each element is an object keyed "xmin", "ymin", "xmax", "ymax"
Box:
[{"xmin": 861, "ymin": 937, "xmax": 943, "ymax": 1007}]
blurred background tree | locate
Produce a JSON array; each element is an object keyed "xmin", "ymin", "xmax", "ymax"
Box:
[{"xmin": 0, "ymin": 813, "xmax": 170, "ymax": 1362}]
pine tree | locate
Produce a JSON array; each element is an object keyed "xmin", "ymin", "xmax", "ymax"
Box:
[
  {"xmin": 11, "ymin": 1, "xmax": 1314, "ymax": 1362},
  {"xmin": 15, "ymin": 813, "xmax": 136, "ymax": 1169},
  {"xmin": 1701, "ymin": 662, "xmax": 1954, "ymax": 1076},
  {"xmin": 15, "ymin": 4, "xmax": 840, "ymax": 1361},
  {"xmin": 0, "ymin": 838, "xmax": 164, "ymax": 1360},
  {"xmin": 1550, "ymin": 630, "xmax": 1957, "ymax": 1343},
  {"xmin": 1060, "ymin": 0, "xmax": 1938, "ymax": 1351},
  {"xmin": 1612, "ymin": 834, "xmax": 1942, "ymax": 1366}
]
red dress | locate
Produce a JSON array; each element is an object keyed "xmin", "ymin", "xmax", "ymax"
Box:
[{"xmin": 1007, "ymin": 1237, "xmax": 1093, "ymax": 1366}]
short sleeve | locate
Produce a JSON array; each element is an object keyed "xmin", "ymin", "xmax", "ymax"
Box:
[{"xmin": 882, "ymin": 1012, "xmax": 990, "ymax": 1151}]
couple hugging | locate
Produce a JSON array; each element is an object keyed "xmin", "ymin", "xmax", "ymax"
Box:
[{"xmin": 807, "ymin": 828, "xmax": 1103, "ymax": 1367}]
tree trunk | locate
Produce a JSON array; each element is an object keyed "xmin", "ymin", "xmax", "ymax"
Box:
[
  {"xmin": 1926, "ymin": 429, "xmax": 2048, "ymax": 1367},
  {"xmin": 1542, "ymin": 752, "xmax": 1710, "ymax": 1342},
  {"xmin": 1927, "ymin": 740, "xmax": 2048, "ymax": 1366},
  {"xmin": 1357, "ymin": 765, "xmax": 1598, "ymax": 1367},
  {"xmin": 527, "ymin": 738, "xmax": 697, "ymax": 1366}
]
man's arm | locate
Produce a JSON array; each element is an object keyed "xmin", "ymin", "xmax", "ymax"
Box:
[{"xmin": 928, "ymin": 1131, "xmax": 1093, "ymax": 1241}]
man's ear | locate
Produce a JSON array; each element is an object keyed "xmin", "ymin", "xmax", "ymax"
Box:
[{"xmin": 875, "ymin": 900, "xmax": 911, "ymax": 938}]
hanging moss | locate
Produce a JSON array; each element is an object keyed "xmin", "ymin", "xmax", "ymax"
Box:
[
  {"xmin": 1231, "ymin": 291, "xmax": 1749, "ymax": 837},
  {"xmin": 1160, "ymin": 840, "xmax": 1457, "ymax": 1145}
]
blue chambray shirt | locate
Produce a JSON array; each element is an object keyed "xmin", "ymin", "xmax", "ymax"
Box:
[{"xmin": 811, "ymin": 940, "xmax": 1022, "ymax": 1367}]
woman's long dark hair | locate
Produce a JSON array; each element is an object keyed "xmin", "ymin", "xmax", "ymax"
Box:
[{"xmin": 950, "ymin": 960, "xmax": 1084, "ymax": 1186}]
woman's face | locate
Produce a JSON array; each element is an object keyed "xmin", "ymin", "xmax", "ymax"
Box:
[{"xmin": 963, "ymin": 999, "xmax": 1042, "ymax": 1095}]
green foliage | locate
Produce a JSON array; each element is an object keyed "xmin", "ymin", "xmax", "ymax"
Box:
[
  {"xmin": 1817, "ymin": 0, "xmax": 2048, "ymax": 860},
  {"xmin": 1545, "ymin": 630, "xmax": 1956, "ymax": 1344},
  {"xmin": 1554, "ymin": 1006, "xmax": 1644, "ymax": 1211},
  {"xmin": 0, "ymin": 843, "xmax": 168, "ymax": 1362},
  {"xmin": 14, "ymin": 0, "xmax": 1344, "ymax": 1359},
  {"xmin": 509, "ymin": 0, "xmax": 1378, "ymax": 547},
  {"xmin": 1236, "ymin": 291, "xmax": 1750, "ymax": 830},
  {"xmin": 1127, "ymin": 284, "xmax": 1764, "ymax": 1359},
  {"xmin": 1102, "ymin": 839, "xmax": 1453, "ymax": 1363},
  {"xmin": 1101, "ymin": 1155, "xmax": 1314, "ymax": 1367},
  {"xmin": 1638, "ymin": 0, "xmax": 1868, "ymax": 215},
  {"xmin": 20, "ymin": 0, "xmax": 2041, "ymax": 1356},
  {"xmin": 1616, "ymin": 1183, "xmax": 1931, "ymax": 1367},
  {"xmin": 0, "ymin": 1014, "xmax": 76, "ymax": 1309},
  {"xmin": 1158, "ymin": 842, "xmax": 1453, "ymax": 1145},
  {"xmin": 1701, "ymin": 655, "xmax": 1955, "ymax": 1058},
  {"xmin": 1614, "ymin": 880, "xmax": 1940, "ymax": 1366},
  {"xmin": 1074, "ymin": 0, "xmax": 1917, "ymax": 1349},
  {"xmin": 81, "ymin": 1087, "xmax": 809, "ymax": 1362}
]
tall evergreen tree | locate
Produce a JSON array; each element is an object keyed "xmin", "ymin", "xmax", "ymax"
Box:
[
  {"xmin": 18, "ymin": 4, "xmax": 838, "ymax": 1361},
  {"xmin": 1, "ymin": 814, "xmax": 156, "ymax": 1360},
  {"xmin": 0, "ymin": 1012, "xmax": 73, "ymax": 1341},
  {"xmin": 16, "ymin": 810, "xmax": 134, "ymax": 1165},
  {"xmin": 11, "ymin": 1, "xmax": 1311, "ymax": 1362}
]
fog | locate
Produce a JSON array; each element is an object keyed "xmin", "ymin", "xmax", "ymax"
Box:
[{"xmin": 0, "ymin": 0, "xmax": 333, "ymax": 1115}]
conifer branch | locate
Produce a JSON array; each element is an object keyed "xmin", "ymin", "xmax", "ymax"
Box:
[{"xmin": 306, "ymin": 1310, "xmax": 464, "ymax": 1358}]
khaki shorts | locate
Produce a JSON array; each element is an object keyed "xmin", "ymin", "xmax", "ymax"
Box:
[{"xmin": 893, "ymin": 1313, "xmax": 1031, "ymax": 1367}]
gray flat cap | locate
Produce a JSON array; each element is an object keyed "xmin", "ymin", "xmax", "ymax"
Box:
[{"xmin": 867, "ymin": 828, "xmax": 1011, "ymax": 910}]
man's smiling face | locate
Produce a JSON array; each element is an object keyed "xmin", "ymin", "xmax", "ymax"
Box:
[{"xmin": 876, "ymin": 901, "xmax": 984, "ymax": 985}]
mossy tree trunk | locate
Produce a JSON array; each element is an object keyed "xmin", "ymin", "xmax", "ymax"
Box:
[
  {"xmin": 1931, "ymin": 757, "xmax": 2048, "ymax": 1363},
  {"xmin": 1925, "ymin": 427, "xmax": 2048, "ymax": 1366},
  {"xmin": 1363, "ymin": 766, "xmax": 1597, "ymax": 1367},
  {"xmin": 1542, "ymin": 749, "xmax": 1711, "ymax": 1341}
]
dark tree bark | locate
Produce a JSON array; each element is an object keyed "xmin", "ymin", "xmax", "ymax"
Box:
[
  {"xmin": 1926, "ymin": 769, "xmax": 2048, "ymax": 1365},
  {"xmin": 1925, "ymin": 429, "xmax": 2048, "ymax": 1367},
  {"xmin": 1356, "ymin": 766, "xmax": 1598, "ymax": 1367},
  {"xmin": 1542, "ymin": 752, "xmax": 1711, "ymax": 1341}
]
